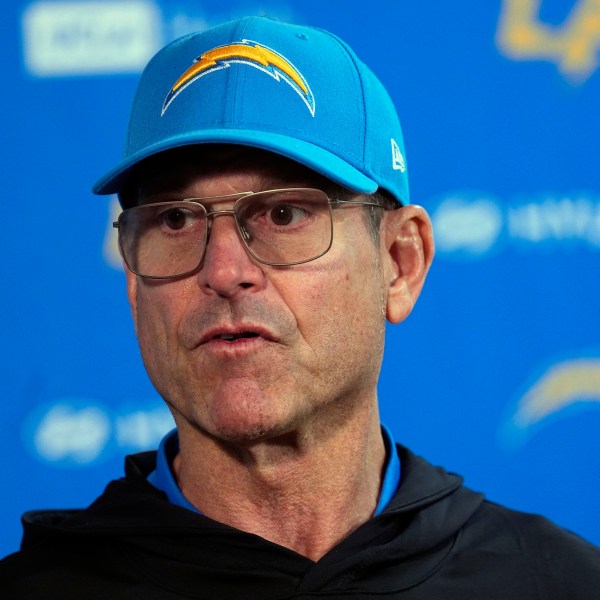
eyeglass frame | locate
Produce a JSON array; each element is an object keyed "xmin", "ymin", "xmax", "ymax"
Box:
[{"xmin": 112, "ymin": 187, "xmax": 394, "ymax": 280}]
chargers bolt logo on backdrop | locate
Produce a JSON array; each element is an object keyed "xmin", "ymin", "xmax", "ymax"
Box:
[
  {"xmin": 500, "ymin": 354, "xmax": 600, "ymax": 449},
  {"xmin": 162, "ymin": 40, "xmax": 316, "ymax": 116}
]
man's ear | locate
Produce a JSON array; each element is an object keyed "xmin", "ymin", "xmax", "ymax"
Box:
[
  {"xmin": 381, "ymin": 205, "xmax": 435, "ymax": 324},
  {"xmin": 125, "ymin": 268, "xmax": 139, "ymax": 334}
]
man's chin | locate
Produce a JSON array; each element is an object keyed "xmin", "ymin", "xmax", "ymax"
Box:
[{"xmin": 204, "ymin": 379, "xmax": 298, "ymax": 445}]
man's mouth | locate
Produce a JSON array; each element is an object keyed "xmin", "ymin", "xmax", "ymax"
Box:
[
  {"xmin": 198, "ymin": 325, "xmax": 276, "ymax": 346},
  {"xmin": 197, "ymin": 322, "xmax": 278, "ymax": 348},
  {"xmin": 213, "ymin": 332, "xmax": 261, "ymax": 342}
]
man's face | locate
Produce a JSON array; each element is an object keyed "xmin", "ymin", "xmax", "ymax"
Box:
[{"xmin": 124, "ymin": 148, "xmax": 416, "ymax": 445}]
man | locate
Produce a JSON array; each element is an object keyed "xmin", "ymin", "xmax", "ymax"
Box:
[{"xmin": 2, "ymin": 16, "xmax": 599, "ymax": 599}]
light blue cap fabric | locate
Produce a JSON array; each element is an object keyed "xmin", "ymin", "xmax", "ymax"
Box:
[{"xmin": 93, "ymin": 16, "xmax": 409, "ymax": 204}]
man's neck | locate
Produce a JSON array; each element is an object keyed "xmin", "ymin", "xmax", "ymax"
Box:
[{"xmin": 172, "ymin": 409, "xmax": 386, "ymax": 561}]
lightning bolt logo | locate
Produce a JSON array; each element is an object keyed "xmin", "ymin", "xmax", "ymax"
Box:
[
  {"xmin": 513, "ymin": 359, "xmax": 600, "ymax": 427},
  {"xmin": 161, "ymin": 40, "xmax": 316, "ymax": 117},
  {"xmin": 500, "ymin": 356, "xmax": 600, "ymax": 449}
]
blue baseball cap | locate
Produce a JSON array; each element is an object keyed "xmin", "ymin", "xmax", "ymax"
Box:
[{"xmin": 93, "ymin": 16, "xmax": 409, "ymax": 204}]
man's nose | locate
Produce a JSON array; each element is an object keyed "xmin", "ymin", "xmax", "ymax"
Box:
[{"xmin": 197, "ymin": 213, "xmax": 266, "ymax": 297}]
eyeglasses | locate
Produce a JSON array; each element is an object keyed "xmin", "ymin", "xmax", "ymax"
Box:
[{"xmin": 113, "ymin": 188, "xmax": 386, "ymax": 279}]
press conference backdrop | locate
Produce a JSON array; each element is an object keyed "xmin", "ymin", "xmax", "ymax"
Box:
[{"xmin": 2, "ymin": 0, "xmax": 599, "ymax": 556}]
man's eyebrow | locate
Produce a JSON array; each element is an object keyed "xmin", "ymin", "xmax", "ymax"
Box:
[
  {"xmin": 138, "ymin": 182, "xmax": 195, "ymax": 203},
  {"xmin": 140, "ymin": 177, "xmax": 334, "ymax": 201}
]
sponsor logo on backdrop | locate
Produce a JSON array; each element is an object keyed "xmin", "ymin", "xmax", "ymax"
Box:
[
  {"xmin": 431, "ymin": 193, "xmax": 504, "ymax": 256},
  {"xmin": 23, "ymin": 397, "xmax": 174, "ymax": 467},
  {"xmin": 430, "ymin": 191, "xmax": 600, "ymax": 259},
  {"xmin": 497, "ymin": 0, "xmax": 600, "ymax": 81},
  {"xmin": 500, "ymin": 353, "xmax": 600, "ymax": 448},
  {"xmin": 21, "ymin": 0, "xmax": 162, "ymax": 76}
]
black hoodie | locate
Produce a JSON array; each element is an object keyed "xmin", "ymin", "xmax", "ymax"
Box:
[{"xmin": 1, "ymin": 445, "xmax": 599, "ymax": 599}]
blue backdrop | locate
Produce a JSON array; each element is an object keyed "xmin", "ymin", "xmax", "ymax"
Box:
[{"xmin": 2, "ymin": 0, "xmax": 599, "ymax": 557}]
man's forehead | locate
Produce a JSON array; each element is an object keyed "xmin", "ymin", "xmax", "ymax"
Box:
[{"xmin": 132, "ymin": 145, "xmax": 336, "ymax": 196}]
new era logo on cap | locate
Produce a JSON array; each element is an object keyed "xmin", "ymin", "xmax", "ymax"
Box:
[{"xmin": 391, "ymin": 138, "xmax": 406, "ymax": 173}]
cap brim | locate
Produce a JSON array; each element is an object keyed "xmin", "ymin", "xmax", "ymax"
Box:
[{"xmin": 92, "ymin": 129, "xmax": 379, "ymax": 196}]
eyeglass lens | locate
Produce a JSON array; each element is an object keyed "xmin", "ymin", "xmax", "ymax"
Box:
[{"xmin": 117, "ymin": 188, "xmax": 334, "ymax": 278}]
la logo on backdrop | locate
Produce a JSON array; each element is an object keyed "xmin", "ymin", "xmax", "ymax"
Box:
[{"xmin": 497, "ymin": 0, "xmax": 600, "ymax": 81}]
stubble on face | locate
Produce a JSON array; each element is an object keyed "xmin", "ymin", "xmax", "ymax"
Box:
[{"xmin": 135, "ymin": 256, "xmax": 386, "ymax": 447}]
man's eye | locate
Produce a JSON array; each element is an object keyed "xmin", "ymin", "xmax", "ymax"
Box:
[
  {"xmin": 158, "ymin": 208, "xmax": 193, "ymax": 231},
  {"xmin": 268, "ymin": 203, "xmax": 309, "ymax": 226}
]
